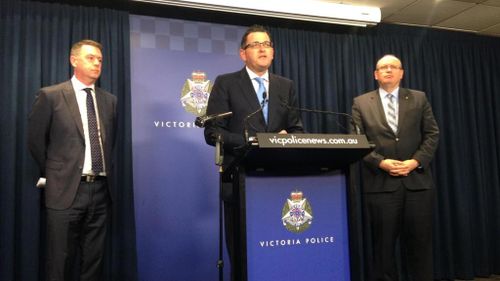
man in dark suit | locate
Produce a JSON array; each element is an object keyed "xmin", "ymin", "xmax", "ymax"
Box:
[
  {"xmin": 351, "ymin": 54, "xmax": 439, "ymax": 281},
  {"xmin": 28, "ymin": 39, "xmax": 116, "ymax": 281},
  {"xmin": 204, "ymin": 25, "xmax": 303, "ymax": 281}
]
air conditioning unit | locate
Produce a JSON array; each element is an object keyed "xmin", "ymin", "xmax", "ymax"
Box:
[{"xmin": 133, "ymin": 0, "xmax": 381, "ymax": 27}]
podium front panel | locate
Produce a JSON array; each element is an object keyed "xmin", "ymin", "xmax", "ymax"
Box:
[{"xmin": 244, "ymin": 170, "xmax": 351, "ymax": 281}]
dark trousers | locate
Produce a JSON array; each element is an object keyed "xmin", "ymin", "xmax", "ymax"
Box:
[
  {"xmin": 365, "ymin": 187, "xmax": 434, "ymax": 281},
  {"xmin": 46, "ymin": 179, "xmax": 110, "ymax": 281}
]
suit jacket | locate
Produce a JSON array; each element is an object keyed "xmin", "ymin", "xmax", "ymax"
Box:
[
  {"xmin": 204, "ymin": 68, "xmax": 303, "ymax": 155},
  {"xmin": 28, "ymin": 80, "xmax": 117, "ymax": 209},
  {"xmin": 351, "ymin": 88, "xmax": 439, "ymax": 192}
]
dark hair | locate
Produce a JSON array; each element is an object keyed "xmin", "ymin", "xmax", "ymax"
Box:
[
  {"xmin": 240, "ymin": 25, "xmax": 272, "ymax": 49},
  {"xmin": 70, "ymin": 39, "xmax": 102, "ymax": 56}
]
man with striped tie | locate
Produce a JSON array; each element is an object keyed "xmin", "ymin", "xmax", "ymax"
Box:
[{"xmin": 351, "ymin": 54, "xmax": 440, "ymax": 281}]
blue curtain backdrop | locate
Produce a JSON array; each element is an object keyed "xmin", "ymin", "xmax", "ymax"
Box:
[
  {"xmin": 0, "ymin": 1, "xmax": 137, "ymax": 280},
  {"xmin": 269, "ymin": 24, "xmax": 500, "ymax": 280}
]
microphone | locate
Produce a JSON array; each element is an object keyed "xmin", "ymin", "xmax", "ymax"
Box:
[
  {"xmin": 243, "ymin": 92, "xmax": 267, "ymax": 142},
  {"xmin": 261, "ymin": 91, "xmax": 268, "ymax": 107},
  {"xmin": 280, "ymin": 99, "xmax": 361, "ymax": 135},
  {"xmin": 195, "ymin": 111, "xmax": 233, "ymax": 128}
]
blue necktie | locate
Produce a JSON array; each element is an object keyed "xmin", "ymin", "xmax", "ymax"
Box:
[
  {"xmin": 83, "ymin": 88, "xmax": 104, "ymax": 173},
  {"xmin": 254, "ymin": 77, "xmax": 268, "ymax": 124}
]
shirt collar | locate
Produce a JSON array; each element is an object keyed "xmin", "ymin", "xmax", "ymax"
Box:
[
  {"xmin": 246, "ymin": 67, "xmax": 269, "ymax": 82},
  {"xmin": 71, "ymin": 75, "xmax": 95, "ymax": 93},
  {"xmin": 379, "ymin": 87, "xmax": 399, "ymax": 100}
]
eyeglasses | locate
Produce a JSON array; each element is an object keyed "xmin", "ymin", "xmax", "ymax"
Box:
[
  {"xmin": 243, "ymin": 41, "xmax": 273, "ymax": 50},
  {"xmin": 377, "ymin": 64, "xmax": 402, "ymax": 71}
]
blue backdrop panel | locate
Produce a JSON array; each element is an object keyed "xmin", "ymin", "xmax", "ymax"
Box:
[
  {"xmin": 130, "ymin": 15, "xmax": 245, "ymax": 281},
  {"xmin": 245, "ymin": 171, "xmax": 351, "ymax": 281}
]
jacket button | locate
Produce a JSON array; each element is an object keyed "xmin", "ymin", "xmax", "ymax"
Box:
[{"xmin": 395, "ymin": 138, "xmax": 399, "ymax": 141}]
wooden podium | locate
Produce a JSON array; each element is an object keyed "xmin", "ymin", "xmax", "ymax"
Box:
[{"xmin": 227, "ymin": 133, "xmax": 373, "ymax": 281}]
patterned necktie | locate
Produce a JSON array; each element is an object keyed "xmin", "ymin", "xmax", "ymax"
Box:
[
  {"xmin": 254, "ymin": 77, "xmax": 268, "ymax": 124},
  {"xmin": 83, "ymin": 88, "xmax": 104, "ymax": 173},
  {"xmin": 386, "ymin": 93, "xmax": 398, "ymax": 133}
]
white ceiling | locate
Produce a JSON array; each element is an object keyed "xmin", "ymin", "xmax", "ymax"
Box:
[{"xmin": 327, "ymin": 0, "xmax": 500, "ymax": 37}]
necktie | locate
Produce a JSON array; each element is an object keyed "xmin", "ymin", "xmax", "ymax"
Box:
[
  {"xmin": 83, "ymin": 88, "xmax": 104, "ymax": 173},
  {"xmin": 254, "ymin": 77, "xmax": 268, "ymax": 124},
  {"xmin": 386, "ymin": 93, "xmax": 398, "ymax": 133}
]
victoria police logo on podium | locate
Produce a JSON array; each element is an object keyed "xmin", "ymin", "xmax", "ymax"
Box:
[
  {"xmin": 180, "ymin": 71, "xmax": 212, "ymax": 116},
  {"xmin": 281, "ymin": 190, "xmax": 313, "ymax": 233}
]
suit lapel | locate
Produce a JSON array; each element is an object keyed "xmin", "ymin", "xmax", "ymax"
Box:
[
  {"xmin": 397, "ymin": 88, "xmax": 410, "ymax": 135},
  {"xmin": 370, "ymin": 90, "xmax": 393, "ymax": 133},
  {"xmin": 62, "ymin": 81, "xmax": 85, "ymax": 139},
  {"xmin": 238, "ymin": 69, "xmax": 266, "ymax": 127},
  {"xmin": 238, "ymin": 68, "xmax": 260, "ymax": 108},
  {"xmin": 266, "ymin": 74, "xmax": 280, "ymax": 129},
  {"xmin": 95, "ymin": 88, "xmax": 108, "ymax": 144}
]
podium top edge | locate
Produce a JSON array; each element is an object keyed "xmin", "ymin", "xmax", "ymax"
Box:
[{"xmin": 254, "ymin": 133, "xmax": 371, "ymax": 149}]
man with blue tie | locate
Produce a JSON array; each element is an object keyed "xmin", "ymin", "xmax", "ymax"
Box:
[
  {"xmin": 28, "ymin": 39, "xmax": 117, "ymax": 281},
  {"xmin": 204, "ymin": 25, "xmax": 303, "ymax": 281},
  {"xmin": 352, "ymin": 54, "xmax": 440, "ymax": 281},
  {"xmin": 204, "ymin": 25, "xmax": 303, "ymax": 150}
]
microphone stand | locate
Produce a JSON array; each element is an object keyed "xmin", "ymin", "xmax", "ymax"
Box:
[
  {"xmin": 194, "ymin": 112, "xmax": 233, "ymax": 281},
  {"xmin": 281, "ymin": 101, "xmax": 361, "ymax": 134},
  {"xmin": 243, "ymin": 94, "xmax": 267, "ymax": 143},
  {"xmin": 215, "ymin": 133, "xmax": 224, "ymax": 281}
]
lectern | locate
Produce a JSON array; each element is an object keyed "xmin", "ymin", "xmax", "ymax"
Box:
[{"xmin": 227, "ymin": 133, "xmax": 373, "ymax": 281}]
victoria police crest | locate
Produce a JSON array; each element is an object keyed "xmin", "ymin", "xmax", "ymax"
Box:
[
  {"xmin": 281, "ymin": 190, "xmax": 313, "ymax": 233},
  {"xmin": 180, "ymin": 71, "xmax": 212, "ymax": 116}
]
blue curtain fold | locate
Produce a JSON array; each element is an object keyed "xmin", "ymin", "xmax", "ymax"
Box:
[
  {"xmin": 0, "ymin": 1, "xmax": 137, "ymax": 280},
  {"xmin": 269, "ymin": 24, "xmax": 500, "ymax": 280}
]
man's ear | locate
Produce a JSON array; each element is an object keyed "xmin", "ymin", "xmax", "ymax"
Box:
[
  {"xmin": 239, "ymin": 48, "xmax": 246, "ymax": 63},
  {"xmin": 70, "ymin": 55, "xmax": 78, "ymax": 68}
]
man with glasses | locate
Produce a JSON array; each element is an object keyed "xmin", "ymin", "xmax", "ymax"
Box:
[
  {"xmin": 351, "ymin": 54, "xmax": 439, "ymax": 280},
  {"xmin": 204, "ymin": 25, "xmax": 303, "ymax": 281}
]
